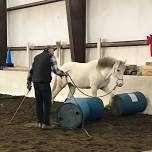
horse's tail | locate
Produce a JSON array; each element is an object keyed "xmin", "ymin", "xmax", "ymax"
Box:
[{"xmin": 52, "ymin": 75, "xmax": 57, "ymax": 92}]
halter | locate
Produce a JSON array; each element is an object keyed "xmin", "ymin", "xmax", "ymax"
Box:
[
  {"xmin": 115, "ymin": 76, "xmax": 123, "ymax": 87},
  {"xmin": 104, "ymin": 65, "xmax": 124, "ymax": 87},
  {"xmin": 113, "ymin": 63, "xmax": 124, "ymax": 87}
]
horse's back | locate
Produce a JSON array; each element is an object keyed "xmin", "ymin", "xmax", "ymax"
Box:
[{"xmin": 60, "ymin": 60, "xmax": 97, "ymax": 74}]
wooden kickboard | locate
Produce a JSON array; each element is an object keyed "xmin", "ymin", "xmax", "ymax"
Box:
[{"xmin": 3, "ymin": 66, "xmax": 30, "ymax": 72}]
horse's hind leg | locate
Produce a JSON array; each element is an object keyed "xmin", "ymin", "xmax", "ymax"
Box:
[
  {"xmin": 67, "ymin": 83, "xmax": 76, "ymax": 98},
  {"xmin": 52, "ymin": 85, "xmax": 63, "ymax": 101},
  {"xmin": 52, "ymin": 78, "xmax": 67, "ymax": 102}
]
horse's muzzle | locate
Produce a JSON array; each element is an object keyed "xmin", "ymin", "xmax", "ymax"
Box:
[{"xmin": 116, "ymin": 79, "xmax": 123, "ymax": 87}]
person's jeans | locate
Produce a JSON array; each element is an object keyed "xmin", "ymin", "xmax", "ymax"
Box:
[{"xmin": 33, "ymin": 82, "xmax": 52, "ymax": 125}]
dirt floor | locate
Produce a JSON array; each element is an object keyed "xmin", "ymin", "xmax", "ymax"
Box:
[{"xmin": 0, "ymin": 94, "xmax": 152, "ymax": 152}]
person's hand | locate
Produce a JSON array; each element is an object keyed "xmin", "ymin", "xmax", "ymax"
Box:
[
  {"xmin": 64, "ymin": 71, "xmax": 69, "ymax": 76},
  {"xmin": 27, "ymin": 82, "xmax": 32, "ymax": 91}
]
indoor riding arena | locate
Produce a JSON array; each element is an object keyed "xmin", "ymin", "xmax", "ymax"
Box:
[{"xmin": 0, "ymin": 0, "xmax": 152, "ymax": 152}]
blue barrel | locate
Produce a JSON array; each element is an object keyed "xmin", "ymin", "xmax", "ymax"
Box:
[
  {"xmin": 57, "ymin": 97, "xmax": 104, "ymax": 129},
  {"xmin": 111, "ymin": 91, "xmax": 147, "ymax": 116}
]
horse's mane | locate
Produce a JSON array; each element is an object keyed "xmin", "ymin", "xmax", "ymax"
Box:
[{"xmin": 97, "ymin": 57, "xmax": 117, "ymax": 69}]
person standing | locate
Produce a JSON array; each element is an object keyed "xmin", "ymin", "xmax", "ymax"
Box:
[{"xmin": 27, "ymin": 47, "xmax": 68, "ymax": 129}]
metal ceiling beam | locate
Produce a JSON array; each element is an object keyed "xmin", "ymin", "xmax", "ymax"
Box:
[
  {"xmin": 65, "ymin": 0, "xmax": 86, "ymax": 62},
  {"xmin": 7, "ymin": 0, "xmax": 64, "ymax": 11},
  {"xmin": 0, "ymin": 0, "xmax": 7, "ymax": 65}
]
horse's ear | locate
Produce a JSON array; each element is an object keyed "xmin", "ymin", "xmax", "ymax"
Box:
[
  {"xmin": 120, "ymin": 60, "xmax": 126, "ymax": 65},
  {"xmin": 113, "ymin": 60, "xmax": 119, "ymax": 69}
]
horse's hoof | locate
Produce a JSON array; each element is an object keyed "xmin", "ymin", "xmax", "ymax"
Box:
[{"xmin": 105, "ymin": 105, "xmax": 111, "ymax": 111}]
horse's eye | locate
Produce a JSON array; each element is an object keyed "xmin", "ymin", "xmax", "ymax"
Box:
[{"xmin": 117, "ymin": 69, "xmax": 120, "ymax": 72}]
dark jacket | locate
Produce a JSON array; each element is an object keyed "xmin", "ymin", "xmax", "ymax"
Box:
[{"xmin": 27, "ymin": 49, "xmax": 65, "ymax": 83}]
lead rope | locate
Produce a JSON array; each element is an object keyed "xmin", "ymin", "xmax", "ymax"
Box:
[
  {"xmin": 67, "ymin": 74, "xmax": 117, "ymax": 98},
  {"xmin": 65, "ymin": 76, "xmax": 92, "ymax": 138}
]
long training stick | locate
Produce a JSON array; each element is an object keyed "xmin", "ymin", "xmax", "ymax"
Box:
[{"xmin": 7, "ymin": 90, "xmax": 30, "ymax": 124}]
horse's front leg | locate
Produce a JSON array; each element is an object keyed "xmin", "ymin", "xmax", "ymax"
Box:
[
  {"xmin": 91, "ymin": 85, "xmax": 98, "ymax": 97},
  {"xmin": 102, "ymin": 87, "xmax": 114, "ymax": 108},
  {"xmin": 67, "ymin": 83, "xmax": 76, "ymax": 98}
]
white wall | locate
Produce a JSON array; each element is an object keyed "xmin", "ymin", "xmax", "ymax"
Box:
[
  {"xmin": 7, "ymin": 0, "xmax": 152, "ymax": 66},
  {"xmin": 86, "ymin": 0, "xmax": 152, "ymax": 65},
  {"xmin": 7, "ymin": 0, "xmax": 69, "ymax": 66},
  {"xmin": 86, "ymin": 0, "xmax": 152, "ymax": 42},
  {"xmin": 7, "ymin": 1, "xmax": 69, "ymax": 46}
]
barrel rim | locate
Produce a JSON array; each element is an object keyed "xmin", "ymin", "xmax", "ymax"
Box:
[
  {"xmin": 111, "ymin": 95, "xmax": 124, "ymax": 116},
  {"xmin": 57, "ymin": 102, "xmax": 83, "ymax": 129}
]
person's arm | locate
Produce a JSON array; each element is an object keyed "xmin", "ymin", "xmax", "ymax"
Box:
[
  {"xmin": 50, "ymin": 55, "xmax": 65, "ymax": 77},
  {"xmin": 27, "ymin": 64, "xmax": 33, "ymax": 91},
  {"xmin": 27, "ymin": 66, "xmax": 33, "ymax": 83}
]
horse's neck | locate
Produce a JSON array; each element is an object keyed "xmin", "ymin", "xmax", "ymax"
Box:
[{"xmin": 100, "ymin": 68, "xmax": 113, "ymax": 80}]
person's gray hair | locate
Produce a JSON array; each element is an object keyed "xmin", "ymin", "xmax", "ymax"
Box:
[{"xmin": 47, "ymin": 46, "xmax": 57, "ymax": 51}]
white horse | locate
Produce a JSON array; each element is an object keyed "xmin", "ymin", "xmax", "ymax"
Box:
[{"xmin": 52, "ymin": 57, "xmax": 126, "ymax": 104}]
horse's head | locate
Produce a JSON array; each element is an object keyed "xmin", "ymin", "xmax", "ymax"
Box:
[
  {"xmin": 112, "ymin": 60, "xmax": 126, "ymax": 87},
  {"xmin": 96, "ymin": 57, "xmax": 126, "ymax": 87}
]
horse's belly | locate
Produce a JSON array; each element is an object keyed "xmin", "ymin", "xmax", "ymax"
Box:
[
  {"xmin": 70, "ymin": 74, "xmax": 90, "ymax": 88},
  {"xmin": 77, "ymin": 79, "xmax": 90, "ymax": 88}
]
